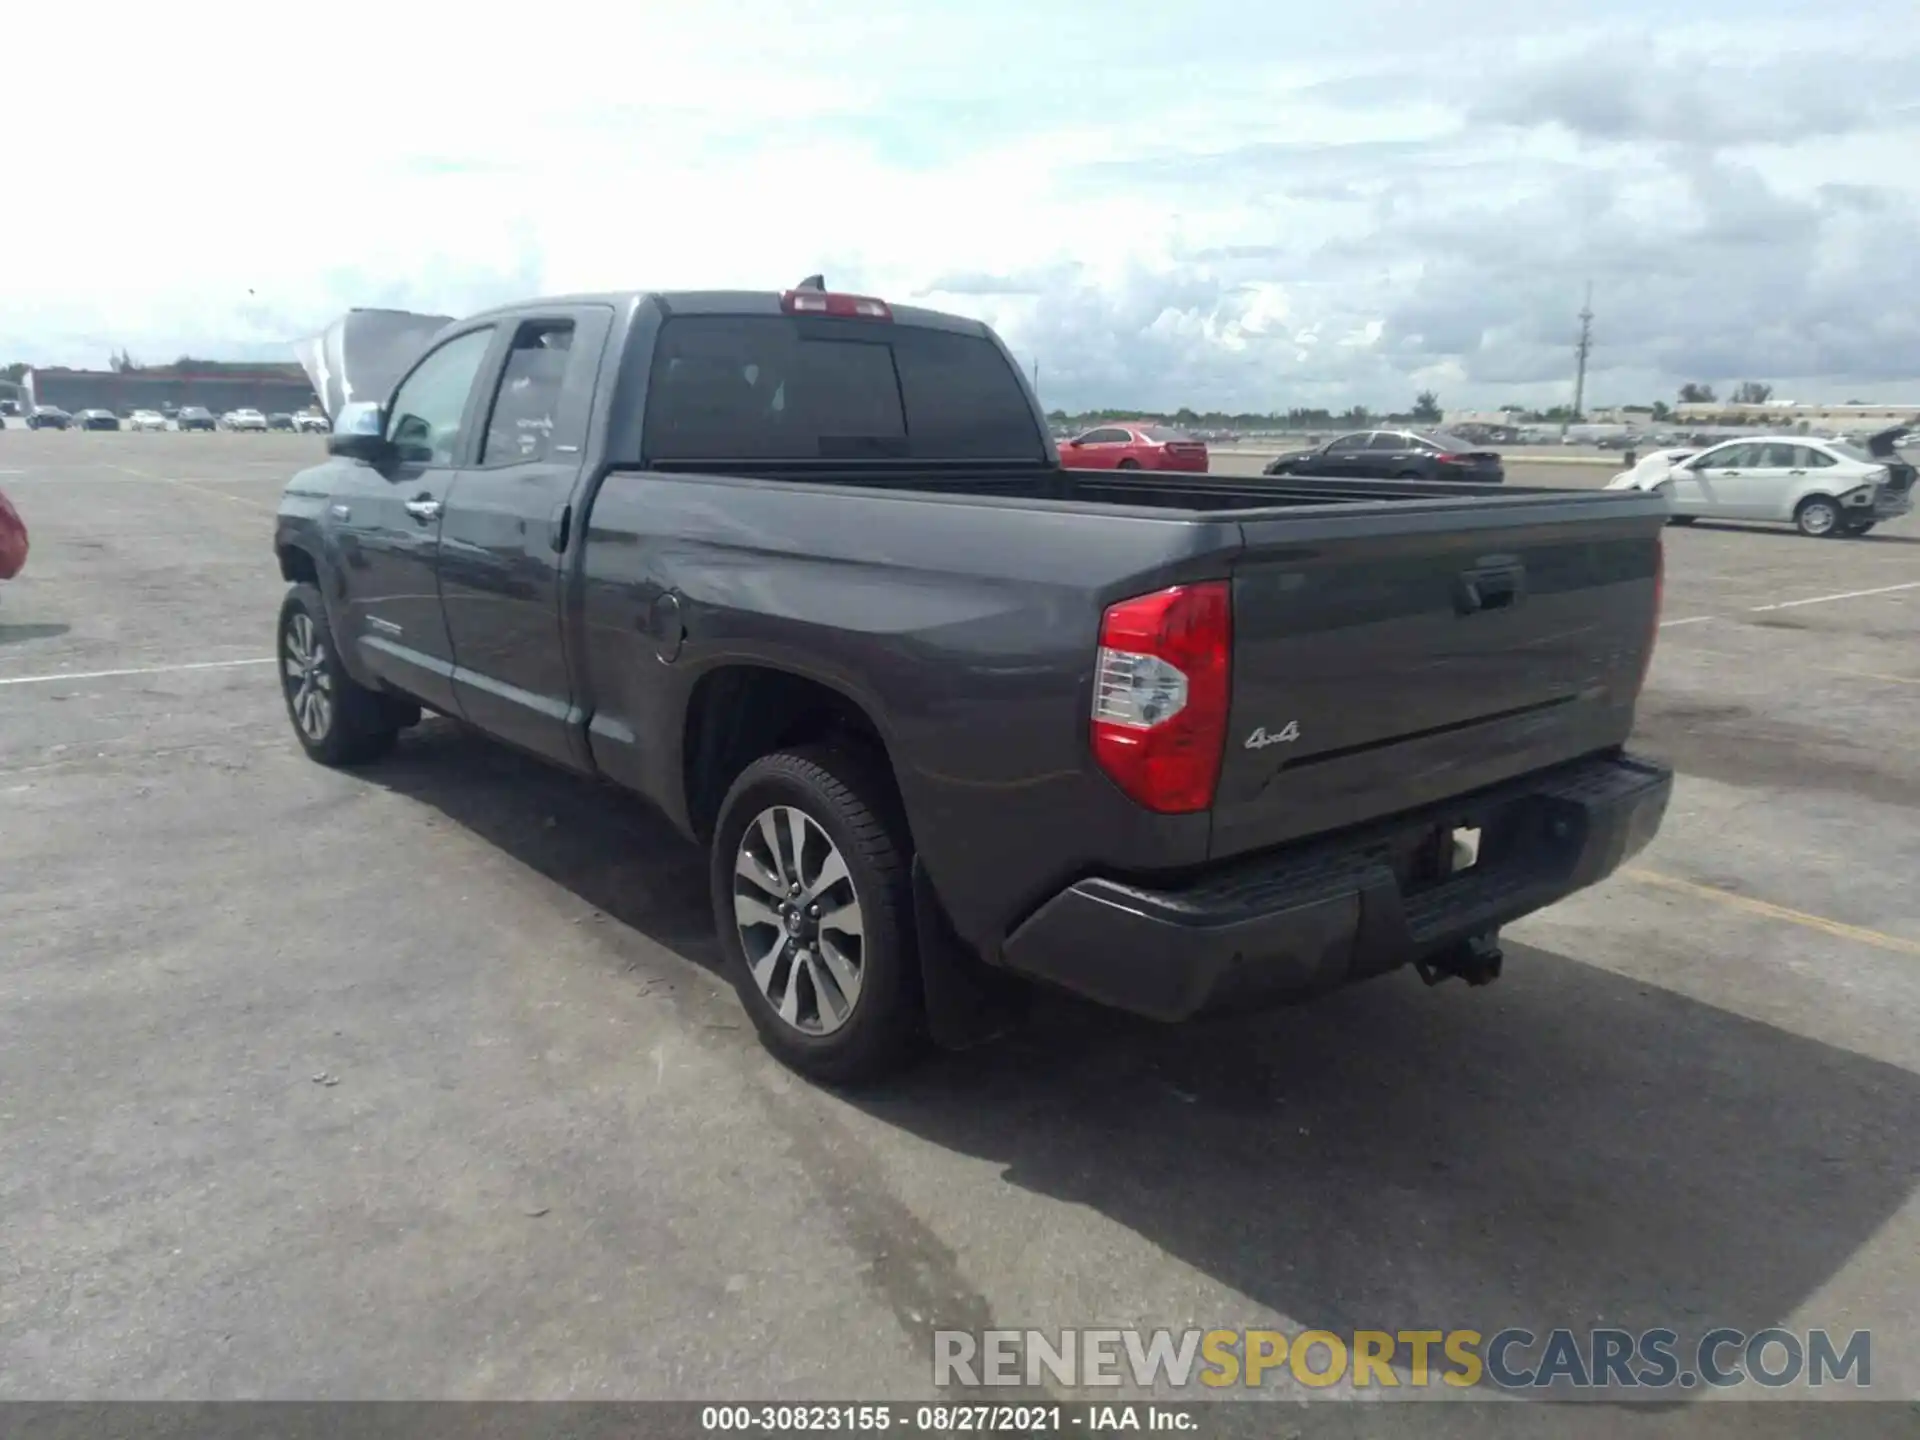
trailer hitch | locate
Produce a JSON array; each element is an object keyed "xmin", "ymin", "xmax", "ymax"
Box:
[{"xmin": 1415, "ymin": 931, "xmax": 1505, "ymax": 988}]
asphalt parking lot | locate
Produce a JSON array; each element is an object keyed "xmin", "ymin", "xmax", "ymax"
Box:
[{"xmin": 2, "ymin": 431, "xmax": 1917, "ymax": 1421}]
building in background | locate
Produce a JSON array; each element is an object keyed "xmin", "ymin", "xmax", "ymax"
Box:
[{"xmin": 22, "ymin": 362, "xmax": 318, "ymax": 417}]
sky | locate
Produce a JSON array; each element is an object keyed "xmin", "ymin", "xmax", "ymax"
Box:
[{"xmin": 5, "ymin": 0, "xmax": 1918, "ymax": 414}]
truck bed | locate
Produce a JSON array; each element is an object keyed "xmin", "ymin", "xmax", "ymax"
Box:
[
  {"xmin": 578, "ymin": 462, "xmax": 1666, "ymax": 950},
  {"xmin": 645, "ymin": 457, "xmax": 1525, "ymax": 513}
]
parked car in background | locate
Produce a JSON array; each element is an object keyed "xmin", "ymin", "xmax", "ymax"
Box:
[
  {"xmin": 1057, "ymin": 423, "xmax": 1209, "ymax": 471},
  {"xmin": 74, "ymin": 409, "xmax": 122, "ymax": 431},
  {"xmin": 27, "ymin": 406, "xmax": 72, "ymax": 430},
  {"xmin": 127, "ymin": 409, "xmax": 169, "ymax": 432},
  {"xmin": 1605, "ymin": 434, "xmax": 1913, "ymax": 536},
  {"xmin": 267, "ymin": 413, "xmax": 298, "ymax": 432},
  {"xmin": 0, "ymin": 400, "xmax": 21, "ymax": 417},
  {"xmin": 1263, "ymin": 429, "xmax": 1506, "ymax": 483},
  {"xmin": 175, "ymin": 406, "xmax": 218, "ymax": 432},
  {"xmin": 222, "ymin": 409, "xmax": 269, "ymax": 432},
  {"xmin": 293, "ymin": 412, "xmax": 330, "ymax": 433}
]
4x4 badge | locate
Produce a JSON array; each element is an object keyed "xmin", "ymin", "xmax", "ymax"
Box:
[{"xmin": 1244, "ymin": 722, "xmax": 1301, "ymax": 749}]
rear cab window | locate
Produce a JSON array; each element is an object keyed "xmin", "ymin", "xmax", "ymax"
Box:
[{"xmin": 642, "ymin": 315, "xmax": 1044, "ymax": 463}]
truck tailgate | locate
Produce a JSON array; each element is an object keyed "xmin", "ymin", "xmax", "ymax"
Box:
[{"xmin": 1212, "ymin": 494, "xmax": 1665, "ymax": 859}]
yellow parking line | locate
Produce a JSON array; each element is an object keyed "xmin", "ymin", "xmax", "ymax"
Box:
[
  {"xmin": 104, "ymin": 462, "xmax": 276, "ymax": 513},
  {"xmin": 1624, "ymin": 868, "xmax": 1920, "ymax": 957}
]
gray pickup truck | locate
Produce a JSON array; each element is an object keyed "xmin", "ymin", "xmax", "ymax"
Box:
[{"xmin": 276, "ymin": 285, "xmax": 1672, "ymax": 1082}]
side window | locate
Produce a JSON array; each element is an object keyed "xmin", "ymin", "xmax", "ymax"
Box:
[
  {"xmin": 386, "ymin": 327, "xmax": 494, "ymax": 466},
  {"xmin": 1365, "ymin": 432, "xmax": 1407, "ymax": 451},
  {"xmin": 1702, "ymin": 443, "xmax": 1752, "ymax": 469},
  {"xmin": 1797, "ymin": 446, "xmax": 1836, "ymax": 468},
  {"xmin": 1325, "ymin": 433, "xmax": 1367, "ymax": 453},
  {"xmin": 1757, "ymin": 443, "xmax": 1799, "ymax": 468},
  {"xmin": 481, "ymin": 320, "xmax": 574, "ymax": 465},
  {"xmin": 1082, "ymin": 427, "xmax": 1130, "ymax": 444}
]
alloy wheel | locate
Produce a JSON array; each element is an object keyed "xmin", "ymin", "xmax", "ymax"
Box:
[
  {"xmin": 282, "ymin": 611, "xmax": 334, "ymax": 741},
  {"xmin": 732, "ymin": 806, "xmax": 866, "ymax": 1036}
]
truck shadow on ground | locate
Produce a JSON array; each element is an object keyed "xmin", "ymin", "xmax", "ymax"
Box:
[
  {"xmin": 873, "ymin": 968, "xmax": 1918, "ymax": 1386},
  {"xmin": 369, "ymin": 718, "xmax": 1919, "ymax": 1398}
]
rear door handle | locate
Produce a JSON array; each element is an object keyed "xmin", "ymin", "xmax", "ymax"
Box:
[{"xmin": 403, "ymin": 497, "xmax": 442, "ymax": 523}]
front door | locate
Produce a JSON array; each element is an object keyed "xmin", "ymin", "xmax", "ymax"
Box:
[
  {"xmin": 1320, "ymin": 432, "xmax": 1374, "ymax": 477},
  {"xmin": 438, "ymin": 308, "xmax": 612, "ymax": 769},
  {"xmin": 1724, "ymin": 441, "xmax": 1802, "ymax": 519},
  {"xmin": 1065, "ymin": 426, "xmax": 1132, "ymax": 468},
  {"xmin": 1668, "ymin": 441, "xmax": 1747, "ymax": 517},
  {"xmin": 335, "ymin": 324, "xmax": 496, "ymax": 714}
]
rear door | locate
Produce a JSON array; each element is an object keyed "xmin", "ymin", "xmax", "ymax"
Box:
[
  {"xmin": 1214, "ymin": 497, "xmax": 1665, "ymax": 857},
  {"xmin": 438, "ymin": 306, "xmax": 613, "ymax": 769},
  {"xmin": 331, "ymin": 324, "xmax": 496, "ymax": 713}
]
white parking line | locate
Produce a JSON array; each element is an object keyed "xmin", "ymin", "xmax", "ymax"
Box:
[
  {"xmin": 1658, "ymin": 579, "xmax": 1918, "ymax": 631},
  {"xmin": 0, "ymin": 657, "xmax": 275, "ymax": 687},
  {"xmin": 1749, "ymin": 580, "xmax": 1920, "ymax": 613}
]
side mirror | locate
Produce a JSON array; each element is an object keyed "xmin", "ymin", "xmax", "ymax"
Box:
[
  {"xmin": 327, "ymin": 402, "xmax": 391, "ymax": 462},
  {"xmin": 1064, "ymin": 438, "xmax": 1083, "ymax": 448}
]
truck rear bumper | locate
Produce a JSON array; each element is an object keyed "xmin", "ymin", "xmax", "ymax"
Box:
[{"xmin": 998, "ymin": 751, "xmax": 1672, "ymax": 1021}]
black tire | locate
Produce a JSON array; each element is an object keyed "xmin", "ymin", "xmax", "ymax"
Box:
[
  {"xmin": 276, "ymin": 583, "xmax": 402, "ymax": 766},
  {"xmin": 1116, "ymin": 458, "xmax": 1141, "ymax": 470},
  {"xmin": 1840, "ymin": 519, "xmax": 1876, "ymax": 537},
  {"xmin": 1794, "ymin": 495, "xmax": 1843, "ymax": 538},
  {"xmin": 1667, "ymin": 515, "xmax": 1697, "ymax": 526},
  {"xmin": 710, "ymin": 744, "xmax": 922, "ymax": 1085}
]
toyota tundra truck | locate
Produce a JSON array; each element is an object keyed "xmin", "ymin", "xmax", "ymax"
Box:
[{"xmin": 275, "ymin": 283, "xmax": 1672, "ymax": 1083}]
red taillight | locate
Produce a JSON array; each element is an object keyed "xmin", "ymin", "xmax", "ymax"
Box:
[
  {"xmin": 1090, "ymin": 582, "xmax": 1232, "ymax": 813},
  {"xmin": 1434, "ymin": 453, "xmax": 1460, "ymax": 464},
  {"xmin": 780, "ymin": 290, "xmax": 893, "ymax": 320}
]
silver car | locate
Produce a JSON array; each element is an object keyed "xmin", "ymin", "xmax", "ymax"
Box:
[{"xmin": 1606, "ymin": 434, "xmax": 1915, "ymax": 537}]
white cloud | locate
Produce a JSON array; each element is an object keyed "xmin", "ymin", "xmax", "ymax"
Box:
[{"xmin": 4, "ymin": 0, "xmax": 1918, "ymax": 409}]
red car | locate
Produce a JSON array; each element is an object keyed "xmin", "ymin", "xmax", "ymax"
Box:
[
  {"xmin": 0, "ymin": 488, "xmax": 26, "ymax": 582},
  {"xmin": 1058, "ymin": 422, "xmax": 1209, "ymax": 472}
]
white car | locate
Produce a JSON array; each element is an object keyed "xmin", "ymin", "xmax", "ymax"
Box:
[
  {"xmin": 1605, "ymin": 434, "xmax": 1914, "ymax": 537},
  {"xmin": 222, "ymin": 409, "xmax": 269, "ymax": 432},
  {"xmin": 127, "ymin": 409, "xmax": 168, "ymax": 432}
]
